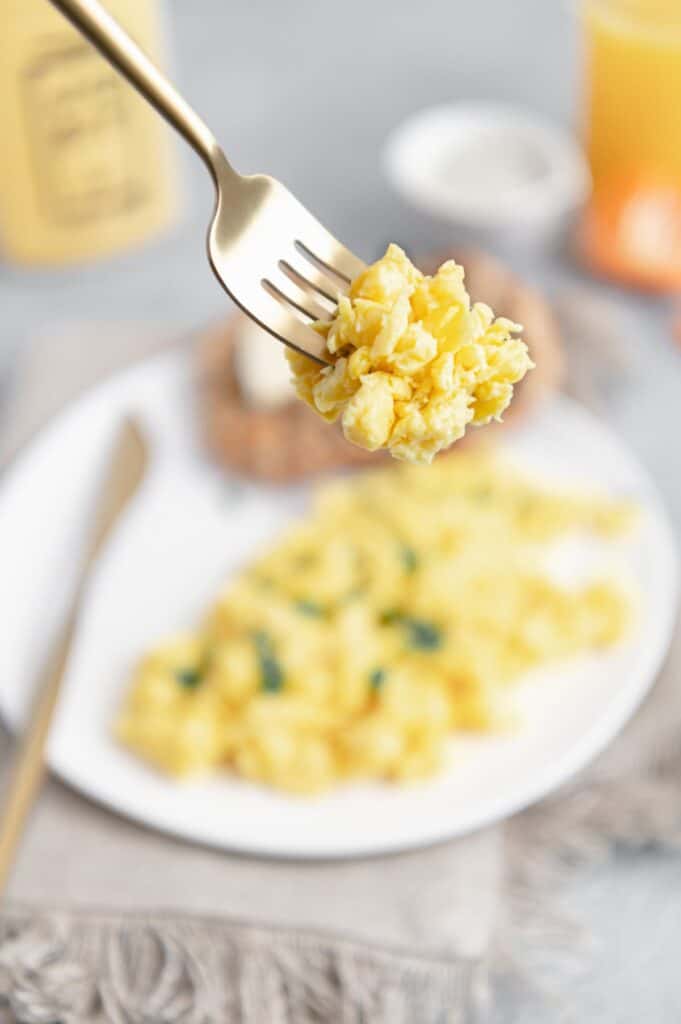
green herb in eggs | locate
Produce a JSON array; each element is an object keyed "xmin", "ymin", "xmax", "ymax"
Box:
[
  {"xmin": 378, "ymin": 609, "xmax": 443, "ymax": 651},
  {"xmin": 253, "ymin": 631, "xmax": 284, "ymax": 693},
  {"xmin": 175, "ymin": 667, "xmax": 202, "ymax": 689},
  {"xmin": 174, "ymin": 647, "xmax": 212, "ymax": 690},
  {"xmin": 405, "ymin": 618, "xmax": 443, "ymax": 651},
  {"xmin": 399, "ymin": 545, "xmax": 419, "ymax": 574},
  {"xmin": 369, "ymin": 667, "xmax": 387, "ymax": 691},
  {"xmin": 379, "ymin": 608, "xmax": 403, "ymax": 626},
  {"xmin": 295, "ymin": 599, "xmax": 325, "ymax": 618}
]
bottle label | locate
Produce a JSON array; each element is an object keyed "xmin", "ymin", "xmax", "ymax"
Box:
[{"xmin": 22, "ymin": 35, "xmax": 151, "ymax": 226}]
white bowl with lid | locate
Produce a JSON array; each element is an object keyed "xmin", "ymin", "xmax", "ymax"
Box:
[{"xmin": 384, "ymin": 102, "xmax": 591, "ymax": 248}]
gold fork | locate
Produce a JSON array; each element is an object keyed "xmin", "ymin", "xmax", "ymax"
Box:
[
  {"xmin": 49, "ymin": 0, "xmax": 366, "ymax": 364},
  {"xmin": 0, "ymin": 418, "xmax": 148, "ymax": 897}
]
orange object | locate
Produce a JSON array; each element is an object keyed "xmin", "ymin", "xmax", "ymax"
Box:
[
  {"xmin": 580, "ymin": 0, "xmax": 681, "ymax": 291},
  {"xmin": 674, "ymin": 312, "xmax": 681, "ymax": 350}
]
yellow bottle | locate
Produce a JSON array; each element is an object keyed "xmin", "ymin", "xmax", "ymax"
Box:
[{"xmin": 0, "ymin": 0, "xmax": 180, "ymax": 266}]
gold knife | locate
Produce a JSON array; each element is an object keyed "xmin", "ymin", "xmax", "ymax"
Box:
[{"xmin": 0, "ymin": 417, "xmax": 148, "ymax": 897}]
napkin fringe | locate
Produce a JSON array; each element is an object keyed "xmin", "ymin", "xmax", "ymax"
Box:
[{"xmin": 0, "ymin": 909, "xmax": 480, "ymax": 1024}]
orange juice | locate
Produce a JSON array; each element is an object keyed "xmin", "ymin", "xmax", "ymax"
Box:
[{"xmin": 581, "ymin": 0, "xmax": 681, "ymax": 290}]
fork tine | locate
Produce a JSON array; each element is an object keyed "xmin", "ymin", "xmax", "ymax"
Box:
[
  {"xmin": 263, "ymin": 269, "xmax": 334, "ymax": 323},
  {"xmin": 295, "ymin": 236, "xmax": 366, "ymax": 284},
  {"xmin": 245, "ymin": 292, "xmax": 329, "ymax": 363},
  {"xmin": 281, "ymin": 251, "xmax": 348, "ymax": 305}
]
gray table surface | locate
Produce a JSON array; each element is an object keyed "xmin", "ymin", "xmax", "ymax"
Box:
[{"xmin": 1, "ymin": 2, "xmax": 681, "ymax": 1021}]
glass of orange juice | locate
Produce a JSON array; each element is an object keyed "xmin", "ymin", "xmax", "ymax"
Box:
[{"xmin": 580, "ymin": 0, "xmax": 681, "ymax": 290}]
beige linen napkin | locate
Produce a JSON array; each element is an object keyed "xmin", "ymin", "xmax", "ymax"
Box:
[{"xmin": 1, "ymin": 317, "xmax": 680, "ymax": 1024}]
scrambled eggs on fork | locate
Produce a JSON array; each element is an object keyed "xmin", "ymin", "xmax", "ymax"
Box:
[{"xmin": 287, "ymin": 244, "xmax": 533, "ymax": 463}]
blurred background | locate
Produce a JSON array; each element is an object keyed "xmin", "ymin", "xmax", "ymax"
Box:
[
  {"xmin": 1, "ymin": 0, "xmax": 680, "ymax": 511},
  {"xmin": 1, "ymin": 1, "xmax": 681, "ymax": 1020},
  {"xmin": 0, "ymin": 0, "xmax": 577, "ymax": 329}
]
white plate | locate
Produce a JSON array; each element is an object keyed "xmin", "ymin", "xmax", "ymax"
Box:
[{"xmin": 0, "ymin": 350, "xmax": 677, "ymax": 859}]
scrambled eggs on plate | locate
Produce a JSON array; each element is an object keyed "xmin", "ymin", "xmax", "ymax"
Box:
[
  {"xmin": 116, "ymin": 455, "xmax": 633, "ymax": 794},
  {"xmin": 288, "ymin": 245, "xmax": 533, "ymax": 463}
]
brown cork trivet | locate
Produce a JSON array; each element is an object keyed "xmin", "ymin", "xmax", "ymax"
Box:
[
  {"xmin": 198, "ymin": 249, "xmax": 563, "ymax": 483},
  {"xmin": 198, "ymin": 321, "xmax": 381, "ymax": 483}
]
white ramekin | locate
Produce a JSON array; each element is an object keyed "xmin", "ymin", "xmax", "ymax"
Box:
[{"xmin": 383, "ymin": 102, "xmax": 591, "ymax": 249}]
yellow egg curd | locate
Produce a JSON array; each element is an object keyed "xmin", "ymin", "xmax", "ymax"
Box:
[
  {"xmin": 287, "ymin": 244, "xmax": 533, "ymax": 463},
  {"xmin": 116, "ymin": 454, "xmax": 634, "ymax": 794}
]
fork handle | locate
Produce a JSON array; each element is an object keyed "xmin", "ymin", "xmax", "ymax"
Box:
[{"xmin": 48, "ymin": 0, "xmax": 231, "ymax": 181}]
